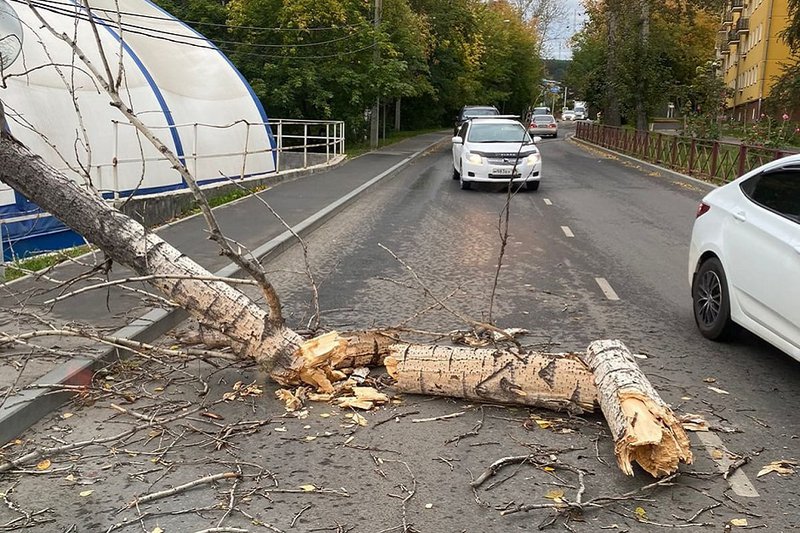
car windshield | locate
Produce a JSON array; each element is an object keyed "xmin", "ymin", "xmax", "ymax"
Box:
[
  {"xmin": 463, "ymin": 108, "xmax": 497, "ymax": 118},
  {"xmin": 467, "ymin": 122, "xmax": 530, "ymax": 143}
]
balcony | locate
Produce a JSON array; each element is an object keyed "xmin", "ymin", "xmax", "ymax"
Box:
[
  {"xmin": 736, "ymin": 17, "xmax": 749, "ymax": 33},
  {"xmin": 731, "ymin": 0, "xmax": 744, "ymax": 12},
  {"xmin": 722, "ymin": 13, "xmax": 733, "ymax": 26},
  {"xmin": 728, "ymin": 30, "xmax": 740, "ymax": 44},
  {"xmin": 720, "ymin": 46, "xmax": 731, "ymax": 55}
]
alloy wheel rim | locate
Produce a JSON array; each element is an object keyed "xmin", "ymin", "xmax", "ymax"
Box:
[{"xmin": 696, "ymin": 270, "xmax": 723, "ymax": 326}]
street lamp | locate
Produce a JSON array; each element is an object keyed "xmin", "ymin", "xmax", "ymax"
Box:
[{"xmin": 0, "ymin": 0, "xmax": 23, "ymax": 71}]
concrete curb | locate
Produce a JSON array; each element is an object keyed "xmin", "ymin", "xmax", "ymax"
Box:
[
  {"xmin": 569, "ymin": 135, "xmax": 718, "ymax": 192},
  {"xmin": 0, "ymin": 135, "xmax": 450, "ymax": 444}
]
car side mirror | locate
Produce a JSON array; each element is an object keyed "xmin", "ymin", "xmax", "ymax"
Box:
[
  {"xmin": 532, "ymin": 136, "xmax": 542, "ymax": 144},
  {"xmin": 452, "ymin": 136, "xmax": 463, "ymax": 144}
]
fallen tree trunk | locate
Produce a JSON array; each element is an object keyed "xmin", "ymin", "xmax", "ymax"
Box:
[
  {"xmin": 584, "ymin": 339, "xmax": 692, "ymax": 477},
  {"xmin": 385, "ymin": 344, "xmax": 598, "ymax": 413},
  {"xmin": 0, "ymin": 136, "xmax": 302, "ymax": 375}
]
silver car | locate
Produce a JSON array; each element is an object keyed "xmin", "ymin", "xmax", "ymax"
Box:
[{"xmin": 528, "ymin": 114, "xmax": 558, "ymax": 138}]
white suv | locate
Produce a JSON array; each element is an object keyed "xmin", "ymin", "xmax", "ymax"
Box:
[{"xmin": 452, "ymin": 117, "xmax": 542, "ymax": 191}]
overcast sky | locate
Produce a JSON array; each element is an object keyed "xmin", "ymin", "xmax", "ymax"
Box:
[{"xmin": 545, "ymin": 0, "xmax": 587, "ymax": 60}]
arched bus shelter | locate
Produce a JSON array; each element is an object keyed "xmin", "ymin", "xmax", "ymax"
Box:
[{"xmin": 0, "ymin": 0, "xmax": 276, "ymax": 261}]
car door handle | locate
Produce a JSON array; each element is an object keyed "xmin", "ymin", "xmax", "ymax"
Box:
[{"xmin": 732, "ymin": 211, "xmax": 746, "ymax": 222}]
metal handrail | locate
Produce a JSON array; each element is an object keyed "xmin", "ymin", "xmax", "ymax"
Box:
[
  {"xmin": 70, "ymin": 118, "xmax": 346, "ymax": 198},
  {"xmin": 575, "ymin": 121, "xmax": 798, "ymax": 184}
]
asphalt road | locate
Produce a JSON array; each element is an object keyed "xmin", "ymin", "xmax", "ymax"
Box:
[{"xmin": 3, "ymin": 125, "xmax": 799, "ymax": 532}]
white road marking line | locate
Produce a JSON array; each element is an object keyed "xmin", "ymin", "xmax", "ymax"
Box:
[
  {"xmin": 561, "ymin": 226, "xmax": 574, "ymax": 238},
  {"xmin": 543, "ymin": 198, "xmax": 553, "ymax": 205},
  {"xmin": 594, "ymin": 277, "xmax": 620, "ymax": 301},
  {"xmin": 695, "ymin": 431, "xmax": 760, "ymax": 498}
]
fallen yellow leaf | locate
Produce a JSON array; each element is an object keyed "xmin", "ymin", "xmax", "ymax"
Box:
[
  {"xmin": 151, "ymin": 527, "xmax": 164, "ymax": 533},
  {"xmin": 36, "ymin": 459, "xmax": 51, "ymax": 471},
  {"xmin": 634, "ymin": 506, "xmax": 647, "ymax": 520},
  {"xmin": 711, "ymin": 449, "xmax": 724, "ymax": 460},
  {"xmin": 352, "ymin": 413, "xmax": 368, "ymax": 427},
  {"xmin": 534, "ymin": 419, "xmax": 552, "ymax": 429},
  {"xmin": 299, "ymin": 484, "xmax": 316, "ymax": 492},
  {"xmin": 305, "ymin": 436, "xmax": 317, "ymax": 442},
  {"xmin": 79, "ymin": 490, "xmax": 93, "ymax": 497},
  {"xmin": 62, "ymin": 413, "xmax": 74, "ymax": 419},
  {"xmin": 544, "ymin": 489, "xmax": 564, "ymax": 500},
  {"xmin": 730, "ymin": 518, "xmax": 748, "ymax": 527}
]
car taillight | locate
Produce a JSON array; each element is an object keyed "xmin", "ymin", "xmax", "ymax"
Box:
[
  {"xmin": 696, "ymin": 202, "xmax": 711, "ymax": 218},
  {"xmin": 549, "ymin": 124, "xmax": 556, "ymax": 128}
]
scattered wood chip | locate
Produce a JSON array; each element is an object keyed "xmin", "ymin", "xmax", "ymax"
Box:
[
  {"xmin": 200, "ymin": 412, "xmax": 223, "ymax": 420},
  {"xmin": 707, "ymin": 386, "xmax": 729, "ymax": 395},
  {"xmin": 757, "ymin": 459, "xmax": 797, "ymax": 478},
  {"xmin": 680, "ymin": 413, "xmax": 709, "ymax": 432},
  {"xmin": 276, "ymin": 389, "xmax": 304, "ymax": 412}
]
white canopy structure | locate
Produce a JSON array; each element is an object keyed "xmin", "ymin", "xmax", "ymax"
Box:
[{"xmin": 0, "ymin": 0, "xmax": 276, "ymax": 260}]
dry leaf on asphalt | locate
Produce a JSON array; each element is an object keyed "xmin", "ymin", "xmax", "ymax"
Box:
[
  {"xmin": 544, "ymin": 489, "xmax": 564, "ymax": 501},
  {"xmin": 79, "ymin": 490, "xmax": 93, "ymax": 497},
  {"xmin": 729, "ymin": 518, "xmax": 748, "ymax": 527},
  {"xmin": 757, "ymin": 459, "xmax": 797, "ymax": 477},
  {"xmin": 36, "ymin": 459, "xmax": 51, "ymax": 470},
  {"xmin": 634, "ymin": 506, "xmax": 647, "ymax": 520},
  {"xmin": 299, "ymin": 484, "xmax": 316, "ymax": 492}
]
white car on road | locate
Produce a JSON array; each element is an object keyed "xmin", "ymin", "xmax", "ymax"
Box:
[
  {"xmin": 688, "ymin": 154, "xmax": 800, "ymax": 361},
  {"xmin": 452, "ymin": 117, "xmax": 542, "ymax": 191}
]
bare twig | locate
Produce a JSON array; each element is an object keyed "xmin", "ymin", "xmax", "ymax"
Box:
[{"xmin": 130, "ymin": 471, "xmax": 240, "ymax": 507}]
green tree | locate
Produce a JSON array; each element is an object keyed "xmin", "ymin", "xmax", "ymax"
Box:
[{"xmin": 769, "ymin": 0, "xmax": 800, "ymax": 114}]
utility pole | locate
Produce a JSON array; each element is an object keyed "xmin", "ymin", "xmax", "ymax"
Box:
[{"xmin": 370, "ymin": 0, "xmax": 382, "ymax": 149}]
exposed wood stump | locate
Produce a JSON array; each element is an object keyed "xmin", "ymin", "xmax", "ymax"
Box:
[
  {"xmin": 583, "ymin": 339, "xmax": 693, "ymax": 477},
  {"xmin": 385, "ymin": 344, "xmax": 597, "ymax": 413}
]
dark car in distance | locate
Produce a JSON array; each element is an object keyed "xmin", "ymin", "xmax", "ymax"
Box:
[{"xmin": 454, "ymin": 105, "xmax": 499, "ymax": 134}]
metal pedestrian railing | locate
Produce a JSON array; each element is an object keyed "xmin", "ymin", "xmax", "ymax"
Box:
[{"xmin": 575, "ymin": 122, "xmax": 798, "ymax": 184}]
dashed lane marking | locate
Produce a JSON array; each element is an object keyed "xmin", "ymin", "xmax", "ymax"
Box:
[
  {"xmin": 543, "ymin": 198, "xmax": 553, "ymax": 205},
  {"xmin": 594, "ymin": 277, "xmax": 620, "ymax": 301},
  {"xmin": 695, "ymin": 431, "xmax": 760, "ymax": 498},
  {"xmin": 561, "ymin": 226, "xmax": 574, "ymax": 238}
]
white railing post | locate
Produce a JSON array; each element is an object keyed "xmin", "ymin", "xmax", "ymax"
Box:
[
  {"xmin": 240, "ymin": 123, "xmax": 250, "ymax": 179},
  {"xmin": 192, "ymin": 123, "xmax": 199, "ymax": 180},
  {"xmin": 112, "ymin": 121, "xmax": 120, "ymax": 200},
  {"xmin": 326, "ymin": 123, "xmax": 330, "ymax": 162},
  {"xmin": 303, "ymin": 123, "xmax": 308, "ymax": 168},
  {"xmin": 276, "ymin": 121, "xmax": 282, "ymax": 173}
]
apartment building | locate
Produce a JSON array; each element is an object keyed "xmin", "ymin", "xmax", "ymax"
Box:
[{"xmin": 717, "ymin": 0, "xmax": 796, "ymax": 121}]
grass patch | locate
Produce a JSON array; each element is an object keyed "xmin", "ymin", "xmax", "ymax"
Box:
[{"xmin": 2, "ymin": 245, "xmax": 92, "ymax": 282}]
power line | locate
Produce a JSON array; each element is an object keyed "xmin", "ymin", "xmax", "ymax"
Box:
[
  {"xmin": 11, "ymin": 0, "xmax": 379, "ymax": 59},
  {"xmin": 12, "ymin": 0, "xmax": 367, "ymax": 32}
]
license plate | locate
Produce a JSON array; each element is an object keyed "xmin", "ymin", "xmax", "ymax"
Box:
[{"xmin": 491, "ymin": 167, "xmax": 513, "ymax": 175}]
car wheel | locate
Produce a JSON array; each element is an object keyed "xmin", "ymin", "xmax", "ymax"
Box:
[
  {"xmin": 459, "ymin": 176, "xmax": 471, "ymax": 190},
  {"xmin": 526, "ymin": 181, "xmax": 539, "ymax": 191},
  {"xmin": 453, "ymin": 165, "xmax": 460, "ymax": 180},
  {"xmin": 692, "ymin": 257, "xmax": 738, "ymax": 341}
]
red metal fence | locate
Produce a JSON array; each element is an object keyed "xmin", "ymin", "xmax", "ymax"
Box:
[{"xmin": 575, "ymin": 122, "xmax": 798, "ymax": 184}]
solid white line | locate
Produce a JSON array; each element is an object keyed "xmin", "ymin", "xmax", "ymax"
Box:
[
  {"xmin": 561, "ymin": 226, "xmax": 574, "ymax": 238},
  {"xmin": 543, "ymin": 198, "xmax": 553, "ymax": 205},
  {"xmin": 695, "ymin": 431, "xmax": 760, "ymax": 498},
  {"xmin": 594, "ymin": 277, "xmax": 620, "ymax": 301}
]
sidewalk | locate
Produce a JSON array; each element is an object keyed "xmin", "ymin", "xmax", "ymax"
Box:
[{"xmin": 0, "ymin": 131, "xmax": 450, "ymax": 443}]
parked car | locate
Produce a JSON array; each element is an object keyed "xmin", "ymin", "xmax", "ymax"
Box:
[
  {"xmin": 688, "ymin": 154, "xmax": 800, "ymax": 361},
  {"xmin": 452, "ymin": 117, "xmax": 542, "ymax": 191},
  {"xmin": 528, "ymin": 114, "xmax": 558, "ymax": 138},
  {"xmin": 561, "ymin": 109, "xmax": 576, "ymax": 121},
  {"xmin": 454, "ymin": 105, "xmax": 499, "ymax": 134}
]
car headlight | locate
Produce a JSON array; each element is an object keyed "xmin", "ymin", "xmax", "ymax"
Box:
[
  {"xmin": 465, "ymin": 152, "xmax": 482, "ymax": 164},
  {"xmin": 526, "ymin": 152, "xmax": 541, "ymax": 165}
]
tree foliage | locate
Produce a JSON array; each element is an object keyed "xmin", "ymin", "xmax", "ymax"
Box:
[
  {"xmin": 154, "ymin": 0, "xmax": 543, "ymax": 137},
  {"xmin": 565, "ymin": 0, "xmax": 718, "ymax": 126},
  {"xmin": 770, "ymin": 0, "xmax": 800, "ymax": 113}
]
